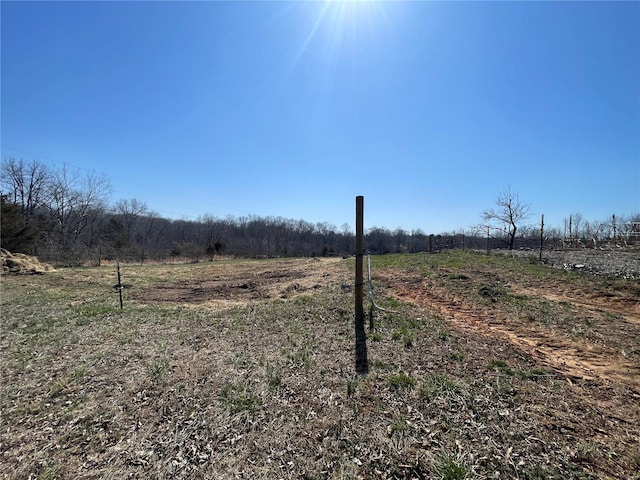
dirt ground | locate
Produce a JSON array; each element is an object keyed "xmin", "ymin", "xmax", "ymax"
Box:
[
  {"xmin": 3, "ymin": 252, "xmax": 639, "ymax": 479},
  {"xmin": 133, "ymin": 253, "xmax": 640, "ymax": 394},
  {"xmin": 377, "ymin": 262, "xmax": 640, "ymax": 390},
  {"xmin": 131, "ymin": 253, "xmax": 640, "ymax": 394},
  {"xmin": 371, "ymin": 250, "xmax": 640, "ymax": 478},
  {"xmin": 132, "ymin": 258, "xmax": 340, "ymax": 308},
  {"xmin": 136, "ymin": 252, "xmax": 640, "ymax": 475}
]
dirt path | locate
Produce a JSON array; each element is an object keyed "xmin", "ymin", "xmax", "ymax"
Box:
[
  {"xmin": 376, "ymin": 269, "xmax": 640, "ymax": 394},
  {"xmin": 512, "ymin": 281, "xmax": 640, "ymax": 324}
]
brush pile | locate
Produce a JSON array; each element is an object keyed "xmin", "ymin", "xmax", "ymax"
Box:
[
  {"xmin": 496, "ymin": 247, "xmax": 640, "ymax": 278},
  {"xmin": 1, "ymin": 248, "xmax": 55, "ymax": 275}
]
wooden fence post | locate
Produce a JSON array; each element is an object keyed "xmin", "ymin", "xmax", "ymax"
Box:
[
  {"xmin": 355, "ymin": 196, "xmax": 368, "ymax": 374},
  {"xmin": 539, "ymin": 214, "xmax": 544, "ymax": 261},
  {"xmin": 486, "ymin": 226, "xmax": 490, "ymax": 254}
]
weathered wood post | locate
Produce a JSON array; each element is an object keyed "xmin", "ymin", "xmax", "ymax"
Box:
[
  {"xmin": 539, "ymin": 214, "xmax": 544, "ymax": 261},
  {"xmin": 486, "ymin": 226, "xmax": 490, "ymax": 254},
  {"xmin": 569, "ymin": 214, "xmax": 573, "ymax": 247},
  {"xmin": 355, "ymin": 196, "xmax": 368, "ymax": 374}
]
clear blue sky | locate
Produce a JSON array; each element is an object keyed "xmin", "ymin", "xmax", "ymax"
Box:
[{"xmin": 2, "ymin": 1, "xmax": 639, "ymax": 233}]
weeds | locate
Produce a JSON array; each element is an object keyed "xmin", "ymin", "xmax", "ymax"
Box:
[
  {"xmin": 487, "ymin": 359, "xmax": 551, "ymax": 382},
  {"xmin": 147, "ymin": 357, "xmax": 169, "ymax": 379},
  {"xmin": 419, "ymin": 373, "xmax": 462, "ymax": 401},
  {"xmin": 287, "ymin": 347, "xmax": 313, "ymax": 370},
  {"xmin": 403, "ymin": 334, "xmax": 414, "ymax": 348},
  {"xmin": 219, "ymin": 381, "xmax": 261, "ymax": 414},
  {"xmin": 435, "ymin": 328, "xmax": 451, "ymax": 342},
  {"xmin": 370, "ymin": 359, "xmax": 395, "ymax": 371},
  {"xmin": 389, "ymin": 419, "xmax": 413, "ymax": 436},
  {"xmin": 48, "ymin": 380, "xmax": 68, "ymax": 399},
  {"xmin": 487, "ymin": 359, "xmax": 513, "ymax": 375},
  {"xmin": 346, "ymin": 376, "xmax": 358, "ymax": 398},
  {"xmin": 433, "ymin": 454, "xmax": 469, "ymax": 480},
  {"xmin": 449, "ymin": 352, "xmax": 464, "ymax": 361},
  {"xmin": 387, "ymin": 373, "xmax": 416, "ymax": 391},
  {"xmin": 1, "ymin": 255, "xmax": 637, "ymax": 479},
  {"xmin": 266, "ymin": 366, "xmax": 282, "ymax": 391}
]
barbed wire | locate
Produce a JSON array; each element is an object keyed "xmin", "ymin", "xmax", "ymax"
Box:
[{"xmin": 342, "ymin": 252, "xmax": 400, "ymax": 315}]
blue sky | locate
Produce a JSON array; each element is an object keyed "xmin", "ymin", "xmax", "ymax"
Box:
[{"xmin": 2, "ymin": 1, "xmax": 639, "ymax": 233}]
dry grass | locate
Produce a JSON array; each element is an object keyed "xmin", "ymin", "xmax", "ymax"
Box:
[
  {"xmin": 1, "ymin": 248, "xmax": 55, "ymax": 275},
  {"xmin": 1, "ymin": 254, "xmax": 639, "ymax": 479}
]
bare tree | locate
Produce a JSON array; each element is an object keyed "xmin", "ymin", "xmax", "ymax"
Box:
[
  {"xmin": 114, "ymin": 198, "xmax": 149, "ymax": 243},
  {"xmin": 47, "ymin": 165, "xmax": 111, "ymax": 255},
  {"xmin": 135, "ymin": 211, "xmax": 167, "ymax": 262},
  {"xmin": 1, "ymin": 158, "xmax": 50, "ymax": 220},
  {"xmin": 482, "ymin": 186, "xmax": 532, "ymax": 250}
]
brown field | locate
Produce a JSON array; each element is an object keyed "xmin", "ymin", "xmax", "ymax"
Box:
[{"xmin": 1, "ymin": 251, "xmax": 639, "ymax": 479}]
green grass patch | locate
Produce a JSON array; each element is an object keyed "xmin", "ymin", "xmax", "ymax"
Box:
[
  {"xmin": 387, "ymin": 373, "xmax": 416, "ymax": 392},
  {"xmin": 419, "ymin": 372, "xmax": 462, "ymax": 401},
  {"xmin": 219, "ymin": 381, "xmax": 261, "ymax": 414},
  {"xmin": 433, "ymin": 455, "xmax": 470, "ymax": 480},
  {"xmin": 486, "ymin": 359, "xmax": 513, "ymax": 375},
  {"xmin": 449, "ymin": 352, "xmax": 464, "ymax": 361},
  {"xmin": 266, "ymin": 366, "xmax": 282, "ymax": 391}
]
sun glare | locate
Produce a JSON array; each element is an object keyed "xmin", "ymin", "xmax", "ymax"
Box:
[{"xmin": 292, "ymin": 0, "xmax": 391, "ymax": 67}]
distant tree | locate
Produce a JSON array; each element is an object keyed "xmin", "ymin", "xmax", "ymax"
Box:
[
  {"xmin": 1, "ymin": 159, "xmax": 51, "ymax": 254},
  {"xmin": 393, "ymin": 228, "xmax": 409, "ymax": 253},
  {"xmin": 410, "ymin": 229, "xmax": 428, "ymax": 253},
  {"xmin": 482, "ymin": 186, "xmax": 532, "ymax": 250},
  {"xmin": 134, "ymin": 212, "xmax": 167, "ymax": 263},
  {"xmin": 1, "ymin": 158, "xmax": 50, "ymax": 220},
  {"xmin": 46, "ymin": 166, "xmax": 111, "ymax": 263},
  {"xmin": 104, "ymin": 217, "xmax": 129, "ymax": 250},
  {"xmin": 614, "ymin": 213, "xmax": 640, "ymax": 242},
  {"xmin": 113, "ymin": 198, "xmax": 148, "ymax": 244},
  {"xmin": 367, "ymin": 227, "xmax": 392, "ymax": 254},
  {"xmin": 0, "ymin": 195, "xmax": 39, "ymax": 253},
  {"xmin": 205, "ymin": 243, "xmax": 216, "ymax": 261},
  {"xmin": 199, "ymin": 214, "xmax": 227, "ymax": 250}
]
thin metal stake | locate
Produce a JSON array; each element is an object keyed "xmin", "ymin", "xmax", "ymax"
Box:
[
  {"xmin": 116, "ymin": 260, "xmax": 124, "ymax": 309},
  {"xmin": 539, "ymin": 214, "xmax": 545, "ymax": 262}
]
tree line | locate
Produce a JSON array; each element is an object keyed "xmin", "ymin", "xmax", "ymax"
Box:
[{"xmin": 2, "ymin": 158, "xmax": 637, "ymax": 266}]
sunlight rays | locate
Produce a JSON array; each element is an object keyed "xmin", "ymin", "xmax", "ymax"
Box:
[
  {"xmin": 290, "ymin": 0, "xmax": 391, "ymax": 69},
  {"xmin": 273, "ymin": 0, "xmax": 394, "ymax": 130}
]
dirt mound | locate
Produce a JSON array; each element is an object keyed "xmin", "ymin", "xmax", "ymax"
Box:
[{"xmin": 1, "ymin": 248, "xmax": 55, "ymax": 275}]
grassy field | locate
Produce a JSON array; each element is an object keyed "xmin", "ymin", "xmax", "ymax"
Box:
[{"xmin": 1, "ymin": 252, "xmax": 638, "ymax": 479}]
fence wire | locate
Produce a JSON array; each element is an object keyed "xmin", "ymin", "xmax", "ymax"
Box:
[{"xmin": 342, "ymin": 253, "xmax": 401, "ymax": 317}]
